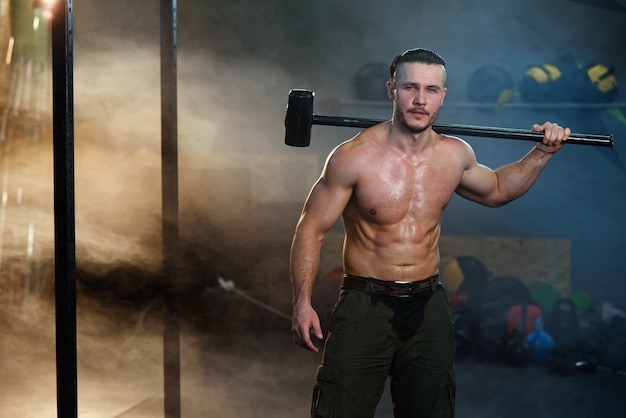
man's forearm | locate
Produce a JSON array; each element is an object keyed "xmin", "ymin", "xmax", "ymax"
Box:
[
  {"xmin": 290, "ymin": 233, "xmax": 324, "ymax": 306},
  {"xmin": 494, "ymin": 146, "xmax": 554, "ymax": 203}
]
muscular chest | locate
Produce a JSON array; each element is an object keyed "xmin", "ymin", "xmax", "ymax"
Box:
[{"xmin": 349, "ymin": 155, "xmax": 463, "ymax": 224}]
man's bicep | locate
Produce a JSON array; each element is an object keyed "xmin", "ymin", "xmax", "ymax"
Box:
[
  {"xmin": 297, "ymin": 141, "xmax": 358, "ymax": 235},
  {"xmin": 455, "ymin": 162, "xmax": 498, "ymax": 204},
  {"xmin": 302, "ymin": 176, "xmax": 352, "ymax": 232}
]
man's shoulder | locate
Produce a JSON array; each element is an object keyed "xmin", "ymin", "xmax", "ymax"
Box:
[
  {"xmin": 437, "ymin": 133, "xmax": 475, "ymax": 156},
  {"xmin": 334, "ymin": 124, "xmax": 388, "ymax": 155},
  {"xmin": 438, "ymin": 132, "xmax": 471, "ymax": 147},
  {"xmin": 434, "ymin": 134, "xmax": 477, "ymax": 172}
]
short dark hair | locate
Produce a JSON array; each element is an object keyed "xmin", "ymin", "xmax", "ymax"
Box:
[{"xmin": 389, "ymin": 48, "xmax": 446, "ymax": 80}]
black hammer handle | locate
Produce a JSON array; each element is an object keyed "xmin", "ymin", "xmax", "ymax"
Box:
[{"xmin": 313, "ymin": 114, "xmax": 614, "ymax": 148}]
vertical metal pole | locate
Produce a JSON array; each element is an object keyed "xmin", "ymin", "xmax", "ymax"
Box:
[
  {"xmin": 161, "ymin": 1, "xmax": 180, "ymax": 417},
  {"xmin": 51, "ymin": 1, "xmax": 77, "ymax": 417}
]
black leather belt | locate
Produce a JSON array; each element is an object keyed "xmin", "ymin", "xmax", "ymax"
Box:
[{"xmin": 341, "ymin": 274, "xmax": 440, "ymax": 298}]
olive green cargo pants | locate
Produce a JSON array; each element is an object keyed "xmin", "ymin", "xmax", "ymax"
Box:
[{"xmin": 311, "ymin": 283, "xmax": 455, "ymax": 418}]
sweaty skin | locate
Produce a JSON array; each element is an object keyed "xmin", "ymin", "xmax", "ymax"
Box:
[{"xmin": 290, "ymin": 61, "xmax": 570, "ymax": 352}]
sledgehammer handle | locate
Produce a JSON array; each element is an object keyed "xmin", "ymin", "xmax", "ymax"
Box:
[{"xmin": 313, "ymin": 114, "xmax": 614, "ymax": 148}]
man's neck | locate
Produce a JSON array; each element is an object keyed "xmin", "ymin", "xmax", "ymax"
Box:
[{"xmin": 388, "ymin": 120, "xmax": 437, "ymax": 153}]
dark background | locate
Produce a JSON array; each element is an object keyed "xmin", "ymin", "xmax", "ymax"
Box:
[
  {"xmin": 1, "ymin": 0, "xmax": 625, "ymax": 416},
  {"xmin": 72, "ymin": 0, "xmax": 626, "ymax": 304}
]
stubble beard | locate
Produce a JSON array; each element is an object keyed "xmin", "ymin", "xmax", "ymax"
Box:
[{"xmin": 396, "ymin": 107, "xmax": 439, "ymax": 135}]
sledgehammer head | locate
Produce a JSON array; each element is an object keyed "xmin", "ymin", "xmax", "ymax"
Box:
[{"xmin": 285, "ymin": 89, "xmax": 315, "ymax": 147}]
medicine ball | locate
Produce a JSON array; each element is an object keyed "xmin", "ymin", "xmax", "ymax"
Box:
[
  {"xmin": 354, "ymin": 62, "xmax": 389, "ymax": 101},
  {"xmin": 481, "ymin": 275, "xmax": 532, "ymax": 311},
  {"xmin": 570, "ymin": 64, "xmax": 618, "ymax": 103},
  {"xmin": 474, "ymin": 302, "xmax": 509, "ymax": 359},
  {"xmin": 520, "ymin": 64, "xmax": 570, "ymax": 102},
  {"xmin": 454, "ymin": 304, "xmax": 476, "ymax": 357},
  {"xmin": 466, "ymin": 65, "xmax": 514, "ymax": 104},
  {"xmin": 528, "ymin": 281, "xmax": 562, "ymax": 318},
  {"xmin": 442, "ymin": 255, "xmax": 489, "ymax": 303},
  {"xmin": 571, "ymin": 291, "xmax": 593, "ymax": 315}
]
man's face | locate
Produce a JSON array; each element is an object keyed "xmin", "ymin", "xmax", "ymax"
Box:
[{"xmin": 387, "ymin": 62, "xmax": 447, "ymax": 134}]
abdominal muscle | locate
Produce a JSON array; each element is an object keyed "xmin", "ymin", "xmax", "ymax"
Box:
[{"xmin": 342, "ymin": 214, "xmax": 443, "ymax": 282}]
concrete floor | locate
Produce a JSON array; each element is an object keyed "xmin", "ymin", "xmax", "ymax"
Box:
[{"xmin": 1, "ymin": 299, "xmax": 625, "ymax": 418}]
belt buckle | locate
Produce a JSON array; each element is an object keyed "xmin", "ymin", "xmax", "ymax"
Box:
[{"xmin": 393, "ymin": 281, "xmax": 412, "ymax": 298}]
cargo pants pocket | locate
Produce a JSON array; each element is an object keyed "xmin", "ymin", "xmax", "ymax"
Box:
[{"xmin": 311, "ymin": 364, "xmax": 340, "ymax": 418}]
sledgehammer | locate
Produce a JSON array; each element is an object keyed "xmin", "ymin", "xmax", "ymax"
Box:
[{"xmin": 284, "ymin": 89, "xmax": 614, "ymax": 148}]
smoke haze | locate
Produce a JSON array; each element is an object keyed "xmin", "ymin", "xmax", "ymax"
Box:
[{"xmin": 0, "ymin": 0, "xmax": 625, "ymax": 416}]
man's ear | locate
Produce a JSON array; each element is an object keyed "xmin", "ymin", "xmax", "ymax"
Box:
[{"xmin": 386, "ymin": 80, "xmax": 394, "ymax": 100}]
